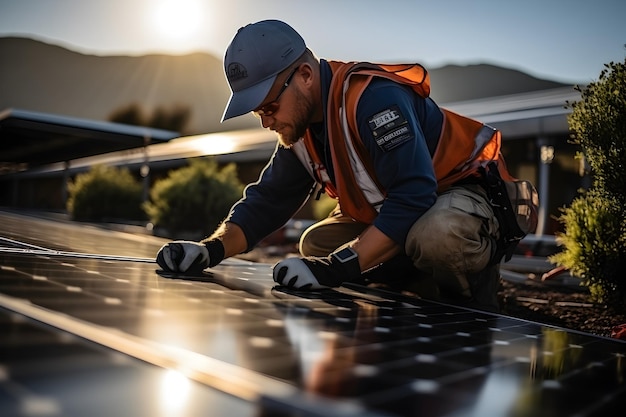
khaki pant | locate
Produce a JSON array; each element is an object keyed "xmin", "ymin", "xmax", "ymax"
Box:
[{"xmin": 299, "ymin": 184, "xmax": 499, "ymax": 307}]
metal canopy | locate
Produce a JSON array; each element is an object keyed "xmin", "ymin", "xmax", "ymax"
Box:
[{"xmin": 0, "ymin": 108, "xmax": 179, "ymax": 168}]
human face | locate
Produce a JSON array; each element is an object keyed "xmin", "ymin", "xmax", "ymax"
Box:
[
  {"xmin": 253, "ymin": 64, "xmax": 315, "ymax": 148},
  {"xmin": 277, "ymin": 85, "xmax": 315, "ymax": 147},
  {"xmin": 253, "ymin": 67, "xmax": 298, "ymax": 118}
]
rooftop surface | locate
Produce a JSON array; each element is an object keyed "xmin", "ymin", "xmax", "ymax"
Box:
[{"xmin": 1, "ymin": 210, "xmax": 624, "ymax": 417}]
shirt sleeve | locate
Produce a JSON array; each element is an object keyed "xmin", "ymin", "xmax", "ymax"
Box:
[
  {"xmin": 225, "ymin": 142, "xmax": 315, "ymax": 251},
  {"xmin": 355, "ymin": 78, "xmax": 442, "ymax": 246}
]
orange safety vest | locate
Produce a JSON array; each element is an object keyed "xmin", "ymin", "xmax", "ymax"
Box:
[{"xmin": 292, "ymin": 60, "xmax": 513, "ymax": 224}]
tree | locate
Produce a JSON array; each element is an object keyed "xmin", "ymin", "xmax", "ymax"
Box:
[
  {"xmin": 108, "ymin": 103, "xmax": 145, "ymax": 126},
  {"xmin": 550, "ymin": 57, "xmax": 626, "ymax": 309},
  {"xmin": 108, "ymin": 103, "xmax": 191, "ymax": 134},
  {"xmin": 149, "ymin": 103, "xmax": 191, "ymax": 133}
]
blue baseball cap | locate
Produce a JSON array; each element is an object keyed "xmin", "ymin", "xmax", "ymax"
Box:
[{"xmin": 221, "ymin": 20, "xmax": 306, "ymax": 122}]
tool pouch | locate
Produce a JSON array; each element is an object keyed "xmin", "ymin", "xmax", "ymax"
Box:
[{"xmin": 480, "ymin": 161, "xmax": 539, "ymax": 263}]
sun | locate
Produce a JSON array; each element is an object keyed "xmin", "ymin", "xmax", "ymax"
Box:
[{"xmin": 150, "ymin": 0, "xmax": 204, "ymax": 43}]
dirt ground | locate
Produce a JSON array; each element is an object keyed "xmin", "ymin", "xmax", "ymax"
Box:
[{"xmin": 498, "ymin": 278, "xmax": 626, "ymax": 339}]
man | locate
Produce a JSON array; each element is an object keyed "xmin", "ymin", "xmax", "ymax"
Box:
[{"xmin": 156, "ymin": 19, "xmax": 520, "ymax": 312}]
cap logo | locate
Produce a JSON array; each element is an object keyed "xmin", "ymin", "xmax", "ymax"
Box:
[{"xmin": 227, "ymin": 63, "xmax": 248, "ymax": 82}]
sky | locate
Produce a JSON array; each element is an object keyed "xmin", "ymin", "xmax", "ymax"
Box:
[{"xmin": 0, "ymin": 0, "xmax": 624, "ymax": 84}]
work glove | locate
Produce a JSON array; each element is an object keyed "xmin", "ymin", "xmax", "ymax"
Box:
[
  {"xmin": 272, "ymin": 247, "xmax": 361, "ymax": 290},
  {"xmin": 156, "ymin": 239, "xmax": 224, "ymax": 274}
]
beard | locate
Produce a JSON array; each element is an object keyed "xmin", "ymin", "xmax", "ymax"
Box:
[{"xmin": 274, "ymin": 86, "xmax": 315, "ymax": 148}]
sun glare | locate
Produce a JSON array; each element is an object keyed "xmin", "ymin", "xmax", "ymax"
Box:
[{"xmin": 151, "ymin": 0, "xmax": 204, "ymax": 44}]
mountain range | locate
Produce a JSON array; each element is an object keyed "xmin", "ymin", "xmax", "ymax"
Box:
[{"xmin": 0, "ymin": 37, "xmax": 570, "ymax": 135}]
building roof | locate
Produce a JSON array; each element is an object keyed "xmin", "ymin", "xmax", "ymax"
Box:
[
  {"xmin": 0, "ymin": 86, "xmax": 581, "ymax": 177},
  {"xmin": 0, "ymin": 108, "xmax": 179, "ymax": 171},
  {"xmin": 443, "ymin": 86, "xmax": 580, "ymax": 138}
]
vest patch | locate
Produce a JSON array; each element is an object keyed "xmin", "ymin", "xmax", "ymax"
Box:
[{"xmin": 367, "ymin": 105, "xmax": 414, "ymax": 152}]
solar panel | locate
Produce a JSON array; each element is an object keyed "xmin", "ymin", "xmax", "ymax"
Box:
[
  {"xmin": 1, "ymin": 211, "xmax": 624, "ymax": 417},
  {"xmin": 0, "ymin": 307, "xmax": 257, "ymax": 417}
]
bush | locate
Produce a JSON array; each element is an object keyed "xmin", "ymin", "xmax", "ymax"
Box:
[
  {"xmin": 566, "ymin": 60, "xmax": 626, "ymax": 202},
  {"xmin": 144, "ymin": 158, "xmax": 243, "ymax": 239},
  {"xmin": 550, "ymin": 189, "xmax": 626, "ymax": 305},
  {"xmin": 67, "ymin": 165, "xmax": 145, "ymax": 221},
  {"xmin": 550, "ymin": 57, "xmax": 626, "ymax": 309}
]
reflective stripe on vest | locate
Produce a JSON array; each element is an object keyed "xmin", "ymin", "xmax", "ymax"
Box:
[{"xmin": 338, "ymin": 89, "xmax": 385, "ymax": 211}]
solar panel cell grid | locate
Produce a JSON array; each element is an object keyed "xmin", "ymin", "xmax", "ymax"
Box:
[{"xmin": 0, "ymin": 211, "xmax": 625, "ymax": 417}]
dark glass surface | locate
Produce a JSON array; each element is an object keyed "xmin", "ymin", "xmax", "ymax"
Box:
[
  {"xmin": 0, "ymin": 308, "xmax": 257, "ymax": 417},
  {"xmin": 1, "ymin": 211, "xmax": 625, "ymax": 417}
]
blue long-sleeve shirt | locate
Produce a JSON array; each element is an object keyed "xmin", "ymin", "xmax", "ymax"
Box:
[{"xmin": 226, "ymin": 59, "xmax": 443, "ymax": 251}]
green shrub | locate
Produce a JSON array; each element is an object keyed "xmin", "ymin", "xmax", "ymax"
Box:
[
  {"xmin": 144, "ymin": 158, "xmax": 243, "ymax": 239},
  {"xmin": 566, "ymin": 60, "xmax": 626, "ymax": 202},
  {"xmin": 67, "ymin": 165, "xmax": 144, "ymax": 221},
  {"xmin": 550, "ymin": 189, "xmax": 626, "ymax": 305},
  {"xmin": 550, "ymin": 57, "xmax": 626, "ymax": 309}
]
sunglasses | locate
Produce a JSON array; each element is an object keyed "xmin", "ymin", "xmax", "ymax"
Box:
[{"xmin": 253, "ymin": 67, "xmax": 298, "ymax": 118}]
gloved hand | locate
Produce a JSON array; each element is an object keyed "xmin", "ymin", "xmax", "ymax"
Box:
[
  {"xmin": 272, "ymin": 247, "xmax": 361, "ymax": 290},
  {"xmin": 156, "ymin": 239, "xmax": 224, "ymax": 274}
]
